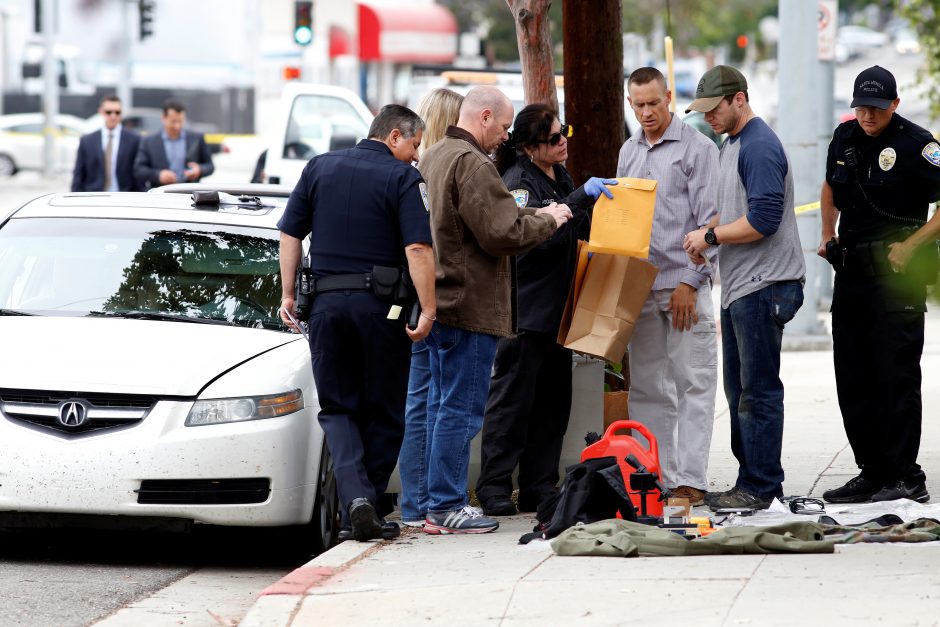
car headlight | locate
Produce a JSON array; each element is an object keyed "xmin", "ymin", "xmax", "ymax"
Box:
[{"xmin": 185, "ymin": 389, "xmax": 304, "ymax": 426}]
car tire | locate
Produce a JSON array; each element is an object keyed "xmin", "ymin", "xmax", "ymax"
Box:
[
  {"xmin": 0, "ymin": 153, "xmax": 17, "ymax": 177},
  {"xmin": 311, "ymin": 440, "xmax": 339, "ymax": 554}
]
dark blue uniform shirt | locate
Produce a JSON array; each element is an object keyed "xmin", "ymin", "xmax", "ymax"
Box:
[
  {"xmin": 826, "ymin": 113, "xmax": 940, "ymax": 243},
  {"xmin": 278, "ymin": 139, "xmax": 432, "ymax": 278}
]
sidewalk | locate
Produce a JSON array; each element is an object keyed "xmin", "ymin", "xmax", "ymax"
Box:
[{"xmin": 242, "ymin": 310, "xmax": 940, "ymax": 627}]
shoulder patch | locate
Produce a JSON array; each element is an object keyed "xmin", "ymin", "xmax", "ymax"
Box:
[
  {"xmin": 418, "ymin": 182, "xmax": 430, "ymax": 212},
  {"xmin": 510, "ymin": 188, "xmax": 529, "ymax": 208},
  {"xmin": 923, "ymin": 142, "xmax": 940, "ymax": 167}
]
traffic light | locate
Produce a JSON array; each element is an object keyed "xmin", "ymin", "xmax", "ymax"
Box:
[
  {"xmin": 294, "ymin": 1, "xmax": 313, "ymax": 46},
  {"xmin": 736, "ymin": 34, "xmax": 749, "ymax": 49},
  {"xmin": 139, "ymin": 0, "xmax": 155, "ymax": 41}
]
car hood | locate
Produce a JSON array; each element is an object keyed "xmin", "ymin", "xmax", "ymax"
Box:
[{"xmin": 0, "ymin": 317, "xmax": 302, "ymax": 396}]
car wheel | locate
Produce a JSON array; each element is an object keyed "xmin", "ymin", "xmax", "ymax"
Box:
[
  {"xmin": 0, "ymin": 154, "xmax": 17, "ymax": 177},
  {"xmin": 312, "ymin": 440, "xmax": 340, "ymax": 554}
]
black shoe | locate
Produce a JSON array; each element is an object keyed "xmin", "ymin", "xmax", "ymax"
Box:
[
  {"xmin": 337, "ymin": 520, "xmax": 400, "ymax": 543},
  {"xmin": 516, "ymin": 494, "xmax": 546, "ymax": 513},
  {"xmin": 822, "ymin": 475, "xmax": 880, "ymax": 504},
  {"xmin": 704, "ymin": 487, "xmax": 738, "ymax": 507},
  {"xmin": 348, "ymin": 498, "xmax": 384, "ymax": 541},
  {"xmin": 871, "ymin": 479, "xmax": 930, "ymax": 503},
  {"xmin": 707, "ymin": 487, "xmax": 771, "ymax": 511},
  {"xmin": 481, "ymin": 497, "xmax": 516, "ymax": 517}
]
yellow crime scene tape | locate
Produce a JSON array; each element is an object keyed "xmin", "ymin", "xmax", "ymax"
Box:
[{"xmin": 794, "ymin": 200, "xmax": 821, "ymax": 214}]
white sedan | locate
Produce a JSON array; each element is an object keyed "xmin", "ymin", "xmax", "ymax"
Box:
[
  {"xmin": 0, "ymin": 112, "xmax": 86, "ymax": 177},
  {"xmin": 0, "ymin": 187, "xmax": 338, "ymax": 553}
]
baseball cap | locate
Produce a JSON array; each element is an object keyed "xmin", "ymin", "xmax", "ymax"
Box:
[
  {"xmin": 850, "ymin": 66, "xmax": 897, "ymax": 109},
  {"xmin": 685, "ymin": 65, "xmax": 748, "ymax": 113}
]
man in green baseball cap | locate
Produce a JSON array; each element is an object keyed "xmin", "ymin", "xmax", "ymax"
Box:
[
  {"xmin": 685, "ymin": 65, "xmax": 749, "ymax": 114},
  {"xmin": 683, "ymin": 64, "xmax": 806, "ymax": 513}
]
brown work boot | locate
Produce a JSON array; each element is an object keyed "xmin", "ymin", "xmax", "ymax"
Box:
[{"xmin": 671, "ymin": 485, "xmax": 706, "ymax": 506}]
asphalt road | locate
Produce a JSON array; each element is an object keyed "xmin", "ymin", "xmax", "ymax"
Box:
[{"xmin": 0, "ymin": 526, "xmax": 308, "ymax": 627}]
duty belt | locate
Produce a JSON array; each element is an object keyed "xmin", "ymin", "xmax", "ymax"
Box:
[{"xmin": 313, "ymin": 273, "xmax": 372, "ymax": 294}]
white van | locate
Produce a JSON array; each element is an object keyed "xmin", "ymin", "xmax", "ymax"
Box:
[{"xmin": 263, "ymin": 83, "xmax": 374, "ymax": 188}]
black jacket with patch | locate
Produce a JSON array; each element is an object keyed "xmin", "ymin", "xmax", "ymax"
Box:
[{"xmin": 501, "ymin": 158, "xmax": 592, "ymax": 334}]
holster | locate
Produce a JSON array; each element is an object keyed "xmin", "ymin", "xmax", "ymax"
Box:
[{"xmin": 370, "ymin": 265, "xmax": 416, "ymax": 305}]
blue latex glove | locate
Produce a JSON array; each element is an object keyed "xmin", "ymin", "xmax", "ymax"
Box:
[{"xmin": 584, "ymin": 177, "xmax": 618, "ymax": 200}]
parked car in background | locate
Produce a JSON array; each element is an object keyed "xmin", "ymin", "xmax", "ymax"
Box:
[
  {"xmin": 894, "ymin": 29, "xmax": 921, "ymax": 55},
  {"xmin": 837, "ymin": 25, "xmax": 889, "ymax": 60},
  {"xmin": 0, "ymin": 185, "xmax": 338, "ymax": 554},
  {"xmin": 682, "ymin": 111, "xmax": 725, "ymax": 148},
  {"xmin": 0, "ymin": 113, "xmax": 86, "ymax": 176}
]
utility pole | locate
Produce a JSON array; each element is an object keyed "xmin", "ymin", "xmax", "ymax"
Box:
[
  {"xmin": 778, "ymin": 0, "xmax": 829, "ymax": 347},
  {"xmin": 562, "ymin": 0, "xmax": 623, "ymax": 185},
  {"xmin": 41, "ymin": 0, "xmax": 58, "ymax": 179},
  {"xmin": 817, "ymin": 0, "xmax": 838, "ymax": 307},
  {"xmin": 506, "ymin": 0, "xmax": 557, "ymax": 112},
  {"xmin": 119, "ymin": 0, "xmax": 132, "ymax": 109}
]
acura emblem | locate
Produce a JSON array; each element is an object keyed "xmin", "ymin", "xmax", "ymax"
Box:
[{"xmin": 58, "ymin": 401, "xmax": 87, "ymax": 427}]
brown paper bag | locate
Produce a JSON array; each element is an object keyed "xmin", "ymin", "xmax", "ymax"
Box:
[
  {"xmin": 562, "ymin": 253, "xmax": 658, "ymax": 362},
  {"xmin": 603, "ymin": 391, "xmax": 630, "ymax": 431},
  {"xmin": 556, "ymin": 239, "xmax": 591, "ymax": 344}
]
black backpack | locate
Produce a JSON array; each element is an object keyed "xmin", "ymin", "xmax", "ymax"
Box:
[{"xmin": 520, "ymin": 456, "xmax": 637, "ymax": 544}]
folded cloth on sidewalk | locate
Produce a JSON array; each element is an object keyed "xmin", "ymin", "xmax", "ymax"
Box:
[
  {"xmin": 550, "ymin": 517, "xmax": 940, "ymax": 557},
  {"xmin": 551, "ymin": 519, "xmax": 835, "ymax": 557},
  {"xmin": 820, "ymin": 517, "xmax": 940, "ymax": 544}
]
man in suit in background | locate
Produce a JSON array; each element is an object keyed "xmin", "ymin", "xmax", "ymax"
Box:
[
  {"xmin": 134, "ymin": 99, "xmax": 214, "ymax": 189},
  {"xmin": 71, "ymin": 95, "xmax": 142, "ymax": 192}
]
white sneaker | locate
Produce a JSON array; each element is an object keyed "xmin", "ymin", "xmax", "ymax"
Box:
[{"xmin": 423, "ymin": 505, "xmax": 499, "ymax": 534}]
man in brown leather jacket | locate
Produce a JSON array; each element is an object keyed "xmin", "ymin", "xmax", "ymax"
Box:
[{"xmin": 415, "ymin": 86, "xmax": 572, "ymax": 535}]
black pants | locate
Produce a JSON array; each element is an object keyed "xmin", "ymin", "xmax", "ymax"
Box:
[
  {"xmin": 308, "ymin": 291, "xmax": 411, "ymax": 523},
  {"xmin": 831, "ymin": 272, "xmax": 926, "ymax": 485},
  {"xmin": 475, "ymin": 331, "xmax": 573, "ymax": 506}
]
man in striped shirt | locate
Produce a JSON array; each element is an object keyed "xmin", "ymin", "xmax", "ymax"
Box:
[{"xmin": 616, "ymin": 67, "xmax": 720, "ymax": 506}]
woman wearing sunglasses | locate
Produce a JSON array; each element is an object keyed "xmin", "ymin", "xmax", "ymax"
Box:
[{"xmin": 474, "ymin": 103, "xmax": 616, "ymax": 517}]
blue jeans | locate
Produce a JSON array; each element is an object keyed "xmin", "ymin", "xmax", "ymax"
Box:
[
  {"xmin": 721, "ymin": 281, "xmax": 803, "ymax": 499},
  {"xmin": 425, "ymin": 322, "xmax": 499, "ymax": 513},
  {"xmin": 398, "ymin": 340, "xmax": 432, "ymax": 523}
]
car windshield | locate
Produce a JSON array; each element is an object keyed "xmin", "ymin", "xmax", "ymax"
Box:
[{"xmin": 0, "ymin": 217, "xmax": 286, "ymax": 331}]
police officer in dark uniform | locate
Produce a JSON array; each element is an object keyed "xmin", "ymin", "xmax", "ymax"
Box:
[
  {"xmin": 278, "ymin": 104, "xmax": 436, "ymax": 542},
  {"xmin": 818, "ymin": 66, "xmax": 940, "ymax": 505},
  {"xmin": 475, "ymin": 103, "xmax": 615, "ymax": 516}
]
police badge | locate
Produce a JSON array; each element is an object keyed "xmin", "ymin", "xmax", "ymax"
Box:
[
  {"xmin": 923, "ymin": 142, "xmax": 940, "ymax": 167},
  {"xmin": 878, "ymin": 147, "xmax": 896, "ymax": 171},
  {"xmin": 419, "ymin": 182, "xmax": 430, "ymax": 212},
  {"xmin": 511, "ymin": 189, "xmax": 529, "ymax": 208}
]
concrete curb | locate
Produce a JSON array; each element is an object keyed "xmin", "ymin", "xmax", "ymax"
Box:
[{"xmin": 239, "ymin": 538, "xmax": 387, "ymax": 627}]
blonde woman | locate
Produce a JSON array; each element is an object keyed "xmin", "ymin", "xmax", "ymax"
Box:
[
  {"xmin": 398, "ymin": 88, "xmax": 463, "ymax": 528},
  {"xmin": 415, "ymin": 88, "xmax": 464, "ymax": 157}
]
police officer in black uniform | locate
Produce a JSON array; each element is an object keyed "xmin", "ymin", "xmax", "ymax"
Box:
[
  {"xmin": 278, "ymin": 105, "xmax": 436, "ymax": 542},
  {"xmin": 819, "ymin": 66, "xmax": 940, "ymax": 505},
  {"xmin": 475, "ymin": 103, "xmax": 616, "ymax": 516}
]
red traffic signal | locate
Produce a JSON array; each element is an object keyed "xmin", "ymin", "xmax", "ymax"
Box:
[{"xmin": 736, "ymin": 34, "xmax": 748, "ymax": 49}]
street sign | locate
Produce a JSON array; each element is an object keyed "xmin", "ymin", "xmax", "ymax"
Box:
[{"xmin": 818, "ymin": 0, "xmax": 838, "ymax": 61}]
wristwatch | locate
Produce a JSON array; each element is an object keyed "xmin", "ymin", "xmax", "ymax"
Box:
[{"xmin": 704, "ymin": 227, "xmax": 719, "ymax": 246}]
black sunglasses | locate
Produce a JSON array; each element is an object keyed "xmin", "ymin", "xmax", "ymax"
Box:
[
  {"xmin": 103, "ymin": 110, "xmax": 122, "ymax": 116},
  {"xmin": 537, "ymin": 124, "xmax": 573, "ymax": 146}
]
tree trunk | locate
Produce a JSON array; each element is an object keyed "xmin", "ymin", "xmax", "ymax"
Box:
[
  {"xmin": 507, "ymin": 0, "xmax": 558, "ymax": 112},
  {"xmin": 562, "ymin": 0, "xmax": 624, "ymax": 186}
]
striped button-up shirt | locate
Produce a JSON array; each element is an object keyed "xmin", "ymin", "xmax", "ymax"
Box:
[{"xmin": 616, "ymin": 114, "xmax": 719, "ymax": 291}]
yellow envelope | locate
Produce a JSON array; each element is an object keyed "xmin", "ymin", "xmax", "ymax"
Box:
[{"xmin": 587, "ymin": 177, "xmax": 657, "ymax": 258}]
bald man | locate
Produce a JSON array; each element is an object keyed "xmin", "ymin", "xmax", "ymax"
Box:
[{"xmin": 412, "ymin": 86, "xmax": 571, "ymax": 535}]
